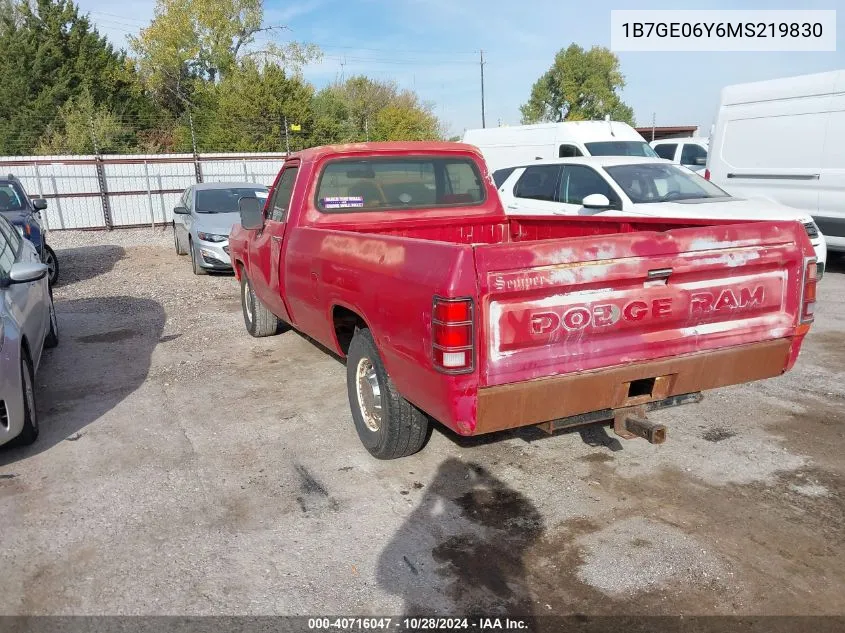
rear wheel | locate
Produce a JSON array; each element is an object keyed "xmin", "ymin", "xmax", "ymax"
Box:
[
  {"xmin": 189, "ymin": 239, "xmax": 207, "ymax": 276},
  {"xmin": 43, "ymin": 245, "xmax": 58, "ymax": 286},
  {"xmin": 240, "ymin": 272, "xmax": 281, "ymax": 337},
  {"xmin": 346, "ymin": 328, "xmax": 430, "ymax": 459},
  {"xmin": 9, "ymin": 350, "xmax": 38, "ymax": 447},
  {"xmin": 44, "ymin": 295, "xmax": 59, "ymax": 348}
]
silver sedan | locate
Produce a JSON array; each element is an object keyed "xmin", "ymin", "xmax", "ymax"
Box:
[
  {"xmin": 0, "ymin": 214, "xmax": 58, "ymax": 448},
  {"xmin": 172, "ymin": 182, "xmax": 268, "ymax": 275}
]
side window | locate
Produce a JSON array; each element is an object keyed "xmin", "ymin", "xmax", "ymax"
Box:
[
  {"xmin": 558, "ymin": 144, "xmax": 583, "ymax": 158},
  {"xmin": 269, "ymin": 166, "xmax": 299, "ymax": 222},
  {"xmin": 514, "ymin": 165, "xmax": 561, "ymax": 202},
  {"xmin": 653, "ymin": 144, "xmax": 677, "ymax": 160},
  {"xmin": 0, "ymin": 218, "xmax": 15, "ymax": 276},
  {"xmin": 492, "ymin": 167, "xmax": 516, "ymax": 188},
  {"xmin": 558, "ymin": 165, "xmax": 619, "ymax": 206},
  {"xmin": 0, "ymin": 217, "xmax": 21, "ymax": 253},
  {"xmin": 680, "ymin": 143, "xmax": 708, "ymax": 166}
]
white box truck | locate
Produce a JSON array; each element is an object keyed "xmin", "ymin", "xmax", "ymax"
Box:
[{"xmin": 707, "ymin": 69, "xmax": 845, "ymax": 253}]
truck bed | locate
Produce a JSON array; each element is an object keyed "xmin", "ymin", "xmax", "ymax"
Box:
[{"xmin": 305, "ymin": 213, "xmax": 809, "ymax": 427}]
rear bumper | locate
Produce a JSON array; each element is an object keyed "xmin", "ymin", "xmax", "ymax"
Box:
[{"xmin": 473, "ymin": 338, "xmax": 793, "ymax": 435}]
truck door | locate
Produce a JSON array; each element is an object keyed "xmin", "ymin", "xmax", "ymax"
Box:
[{"xmin": 248, "ymin": 162, "xmax": 299, "ymax": 321}]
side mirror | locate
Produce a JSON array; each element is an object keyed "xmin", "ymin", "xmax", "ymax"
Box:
[
  {"xmin": 7, "ymin": 262, "xmax": 47, "ymax": 284},
  {"xmin": 32, "ymin": 199, "xmax": 47, "ymax": 211},
  {"xmin": 694, "ymin": 157, "xmax": 707, "ymax": 166},
  {"xmin": 238, "ymin": 196, "xmax": 264, "ymax": 230},
  {"xmin": 173, "ymin": 205, "xmax": 189, "ymax": 215},
  {"xmin": 582, "ymin": 193, "xmax": 611, "ymax": 209}
]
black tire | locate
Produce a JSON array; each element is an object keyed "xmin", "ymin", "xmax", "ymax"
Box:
[
  {"xmin": 240, "ymin": 272, "xmax": 280, "ymax": 337},
  {"xmin": 346, "ymin": 328, "xmax": 430, "ymax": 459},
  {"xmin": 44, "ymin": 295, "xmax": 59, "ymax": 348},
  {"xmin": 173, "ymin": 224, "xmax": 188, "ymax": 255},
  {"xmin": 189, "ymin": 239, "xmax": 208, "ymax": 276},
  {"xmin": 9, "ymin": 349, "xmax": 38, "ymax": 447},
  {"xmin": 43, "ymin": 244, "xmax": 58, "ymax": 286}
]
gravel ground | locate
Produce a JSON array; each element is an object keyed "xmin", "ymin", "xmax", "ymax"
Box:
[{"xmin": 1, "ymin": 229, "xmax": 843, "ymax": 622}]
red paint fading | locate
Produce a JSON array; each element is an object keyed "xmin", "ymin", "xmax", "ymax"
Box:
[{"xmin": 228, "ymin": 141, "xmax": 815, "ymax": 436}]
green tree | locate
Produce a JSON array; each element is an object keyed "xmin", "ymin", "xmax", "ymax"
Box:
[
  {"xmin": 314, "ymin": 76, "xmax": 442, "ymax": 143},
  {"xmin": 0, "ymin": 0, "xmax": 155, "ymax": 155},
  {"xmin": 188, "ymin": 60, "xmax": 314, "ymax": 152},
  {"xmin": 38, "ymin": 89, "xmax": 130, "ymax": 154},
  {"xmin": 130, "ymin": 0, "xmax": 320, "ymax": 111},
  {"xmin": 520, "ymin": 44, "xmax": 634, "ymax": 125}
]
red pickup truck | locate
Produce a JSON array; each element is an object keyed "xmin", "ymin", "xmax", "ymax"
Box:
[{"xmin": 229, "ymin": 142, "xmax": 817, "ymax": 459}]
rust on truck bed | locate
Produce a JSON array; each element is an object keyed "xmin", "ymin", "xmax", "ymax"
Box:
[{"xmin": 474, "ymin": 338, "xmax": 792, "ymax": 434}]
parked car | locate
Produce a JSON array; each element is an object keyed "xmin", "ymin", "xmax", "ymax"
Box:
[
  {"xmin": 706, "ymin": 69, "xmax": 845, "ymax": 253},
  {"xmin": 463, "ymin": 120, "xmax": 657, "ymax": 173},
  {"xmin": 0, "ymin": 213, "xmax": 58, "ymax": 448},
  {"xmin": 650, "ymin": 137, "xmax": 709, "ymax": 173},
  {"xmin": 172, "ymin": 182, "xmax": 269, "ymax": 275},
  {"xmin": 0, "ymin": 174, "xmax": 59, "ymax": 285},
  {"xmin": 497, "ymin": 156, "xmax": 827, "ymax": 276},
  {"xmin": 229, "ymin": 141, "xmax": 816, "ymax": 460}
]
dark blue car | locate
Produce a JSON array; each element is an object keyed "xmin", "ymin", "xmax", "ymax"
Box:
[{"xmin": 0, "ymin": 175, "xmax": 58, "ymax": 285}]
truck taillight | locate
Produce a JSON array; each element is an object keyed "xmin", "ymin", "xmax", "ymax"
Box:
[
  {"xmin": 704, "ymin": 169, "xmax": 711, "ymax": 180},
  {"xmin": 800, "ymin": 257, "xmax": 817, "ymax": 324},
  {"xmin": 432, "ymin": 296, "xmax": 474, "ymax": 373}
]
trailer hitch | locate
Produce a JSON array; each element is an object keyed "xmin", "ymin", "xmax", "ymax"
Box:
[{"xmin": 613, "ymin": 406, "xmax": 667, "ymax": 444}]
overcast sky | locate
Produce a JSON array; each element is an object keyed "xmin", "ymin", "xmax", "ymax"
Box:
[{"xmin": 76, "ymin": 0, "xmax": 844, "ymax": 136}]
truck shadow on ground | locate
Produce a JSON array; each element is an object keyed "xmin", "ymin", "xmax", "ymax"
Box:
[
  {"xmin": 438, "ymin": 421, "xmax": 623, "ymax": 452},
  {"xmin": 0, "ymin": 295, "xmax": 164, "ymax": 466},
  {"xmin": 377, "ymin": 458, "xmax": 544, "ymax": 621},
  {"xmin": 53, "ymin": 245, "xmax": 125, "ymax": 287}
]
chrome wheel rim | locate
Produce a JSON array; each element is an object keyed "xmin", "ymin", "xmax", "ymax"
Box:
[
  {"xmin": 22, "ymin": 360, "xmax": 36, "ymax": 432},
  {"xmin": 243, "ymin": 279, "xmax": 253, "ymax": 324},
  {"xmin": 356, "ymin": 357, "xmax": 382, "ymax": 432}
]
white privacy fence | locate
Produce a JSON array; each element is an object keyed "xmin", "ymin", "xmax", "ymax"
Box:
[{"xmin": 0, "ymin": 152, "xmax": 288, "ymax": 230}]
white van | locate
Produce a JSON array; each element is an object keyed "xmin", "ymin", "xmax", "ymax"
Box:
[
  {"xmin": 462, "ymin": 121, "xmax": 657, "ymax": 174},
  {"xmin": 707, "ymin": 69, "xmax": 845, "ymax": 252}
]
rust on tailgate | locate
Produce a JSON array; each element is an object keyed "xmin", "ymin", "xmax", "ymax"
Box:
[{"xmin": 474, "ymin": 338, "xmax": 792, "ymax": 435}]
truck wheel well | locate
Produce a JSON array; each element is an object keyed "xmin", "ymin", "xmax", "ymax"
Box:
[{"xmin": 333, "ymin": 306, "xmax": 367, "ymax": 356}]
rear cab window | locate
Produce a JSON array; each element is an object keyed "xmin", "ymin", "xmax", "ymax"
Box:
[
  {"xmin": 316, "ymin": 157, "xmax": 485, "ymax": 212},
  {"xmin": 653, "ymin": 144, "xmax": 677, "ymax": 161},
  {"xmin": 680, "ymin": 143, "xmax": 708, "ymax": 166}
]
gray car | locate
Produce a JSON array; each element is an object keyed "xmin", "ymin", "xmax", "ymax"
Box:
[
  {"xmin": 0, "ymin": 213, "xmax": 58, "ymax": 448},
  {"xmin": 172, "ymin": 182, "xmax": 269, "ymax": 275}
]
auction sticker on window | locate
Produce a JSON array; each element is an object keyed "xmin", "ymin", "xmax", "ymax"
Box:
[
  {"xmin": 321, "ymin": 196, "xmax": 365, "ymax": 209},
  {"xmin": 610, "ymin": 10, "xmax": 836, "ymax": 51}
]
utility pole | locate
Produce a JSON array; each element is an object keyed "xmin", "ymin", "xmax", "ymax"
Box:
[
  {"xmin": 651, "ymin": 112, "xmax": 656, "ymax": 142},
  {"xmin": 89, "ymin": 113, "xmax": 99, "ymax": 155},
  {"xmin": 283, "ymin": 115, "xmax": 291, "ymax": 154},
  {"xmin": 188, "ymin": 110, "xmax": 202, "ymax": 183},
  {"xmin": 480, "ymin": 49, "xmax": 486, "ymax": 128}
]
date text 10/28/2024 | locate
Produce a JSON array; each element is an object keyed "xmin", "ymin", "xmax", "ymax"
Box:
[{"xmin": 307, "ymin": 617, "xmax": 530, "ymax": 630}]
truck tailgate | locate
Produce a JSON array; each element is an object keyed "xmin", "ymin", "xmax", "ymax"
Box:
[{"xmin": 475, "ymin": 221, "xmax": 806, "ymax": 388}]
